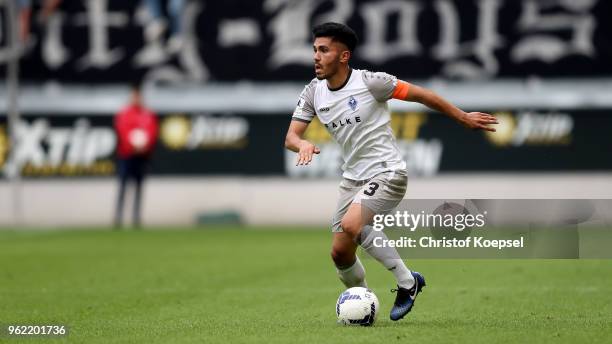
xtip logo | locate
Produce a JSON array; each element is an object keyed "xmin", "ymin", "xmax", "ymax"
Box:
[
  {"xmin": 160, "ymin": 114, "xmax": 249, "ymax": 150},
  {"xmin": 485, "ymin": 111, "xmax": 573, "ymax": 147},
  {"xmin": 2, "ymin": 118, "xmax": 116, "ymax": 177}
]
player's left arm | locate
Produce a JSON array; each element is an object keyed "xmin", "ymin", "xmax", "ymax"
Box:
[{"xmin": 393, "ymin": 81, "xmax": 498, "ymax": 132}]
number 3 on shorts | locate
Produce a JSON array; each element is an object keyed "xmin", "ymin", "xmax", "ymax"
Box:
[{"xmin": 363, "ymin": 182, "xmax": 380, "ymax": 196}]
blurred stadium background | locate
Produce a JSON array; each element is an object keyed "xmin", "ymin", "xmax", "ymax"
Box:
[{"xmin": 1, "ymin": 0, "xmax": 611, "ymax": 228}]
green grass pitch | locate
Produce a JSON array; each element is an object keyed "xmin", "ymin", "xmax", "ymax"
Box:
[{"xmin": 0, "ymin": 228, "xmax": 611, "ymax": 343}]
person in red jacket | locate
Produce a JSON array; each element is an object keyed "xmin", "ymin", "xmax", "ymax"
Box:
[{"xmin": 113, "ymin": 83, "xmax": 159, "ymax": 228}]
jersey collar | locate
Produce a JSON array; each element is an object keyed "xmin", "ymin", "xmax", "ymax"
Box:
[{"xmin": 327, "ymin": 68, "xmax": 352, "ymax": 92}]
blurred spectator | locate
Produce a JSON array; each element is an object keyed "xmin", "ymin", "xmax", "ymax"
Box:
[
  {"xmin": 113, "ymin": 83, "xmax": 159, "ymax": 228},
  {"xmin": 144, "ymin": 0, "xmax": 186, "ymax": 52},
  {"xmin": 17, "ymin": 0, "xmax": 62, "ymax": 43}
]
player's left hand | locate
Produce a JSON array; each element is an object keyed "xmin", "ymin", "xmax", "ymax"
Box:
[{"xmin": 459, "ymin": 112, "xmax": 498, "ymax": 132}]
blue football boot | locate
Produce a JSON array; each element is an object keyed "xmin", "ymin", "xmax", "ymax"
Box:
[{"xmin": 390, "ymin": 271, "xmax": 426, "ymax": 321}]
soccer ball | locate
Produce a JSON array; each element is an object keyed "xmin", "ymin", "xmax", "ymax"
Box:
[{"xmin": 336, "ymin": 287, "xmax": 379, "ymax": 326}]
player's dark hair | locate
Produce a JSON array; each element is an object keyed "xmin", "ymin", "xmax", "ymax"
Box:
[
  {"xmin": 131, "ymin": 81, "xmax": 142, "ymax": 92},
  {"xmin": 130, "ymin": 76, "xmax": 145, "ymax": 93},
  {"xmin": 312, "ymin": 22, "xmax": 358, "ymax": 53}
]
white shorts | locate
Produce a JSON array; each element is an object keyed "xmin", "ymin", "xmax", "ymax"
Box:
[{"xmin": 331, "ymin": 169, "xmax": 408, "ymax": 232}]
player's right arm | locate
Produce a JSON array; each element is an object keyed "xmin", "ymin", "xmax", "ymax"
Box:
[
  {"xmin": 285, "ymin": 120, "xmax": 320, "ymax": 166},
  {"xmin": 285, "ymin": 80, "xmax": 320, "ymax": 166}
]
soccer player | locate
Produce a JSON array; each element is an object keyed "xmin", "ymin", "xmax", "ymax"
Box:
[
  {"xmin": 113, "ymin": 83, "xmax": 159, "ymax": 228},
  {"xmin": 284, "ymin": 23, "xmax": 497, "ymax": 321}
]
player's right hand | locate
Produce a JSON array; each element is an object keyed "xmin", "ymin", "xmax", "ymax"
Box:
[{"xmin": 296, "ymin": 141, "xmax": 320, "ymax": 166}]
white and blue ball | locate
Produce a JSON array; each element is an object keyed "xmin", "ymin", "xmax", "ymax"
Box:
[{"xmin": 336, "ymin": 287, "xmax": 379, "ymax": 326}]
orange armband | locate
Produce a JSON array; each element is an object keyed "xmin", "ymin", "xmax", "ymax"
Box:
[{"xmin": 391, "ymin": 80, "xmax": 410, "ymax": 100}]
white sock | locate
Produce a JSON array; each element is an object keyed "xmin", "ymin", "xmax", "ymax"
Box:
[
  {"xmin": 359, "ymin": 225, "xmax": 415, "ymax": 289},
  {"xmin": 336, "ymin": 257, "xmax": 367, "ymax": 288}
]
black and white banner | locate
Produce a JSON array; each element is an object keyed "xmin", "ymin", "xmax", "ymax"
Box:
[{"xmin": 1, "ymin": 0, "xmax": 611, "ymax": 83}]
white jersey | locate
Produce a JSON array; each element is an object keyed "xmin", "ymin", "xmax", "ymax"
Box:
[{"xmin": 292, "ymin": 68, "xmax": 406, "ymax": 180}]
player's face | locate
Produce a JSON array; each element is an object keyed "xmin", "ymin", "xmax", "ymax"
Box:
[
  {"xmin": 313, "ymin": 37, "xmax": 346, "ymax": 80},
  {"xmin": 131, "ymin": 89, "xmax": 142, "ymax": 106}
]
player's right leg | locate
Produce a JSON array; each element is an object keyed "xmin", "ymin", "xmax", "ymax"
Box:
[
  {"xmin": 331, "ymin": 231, "xmax": 367, "ymax": 288},
  {"xmin": 331, "ymin": 179, "xmax": 367, "ymax": 288}
]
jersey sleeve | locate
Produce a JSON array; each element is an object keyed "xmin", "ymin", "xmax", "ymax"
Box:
[
  {"xmin": 292, "ymin": 79, "xmax": 317, "ymax": 123},
  {"xmin": 362, "ymin": 70, "xmax": 412, "ymax": 102}
]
